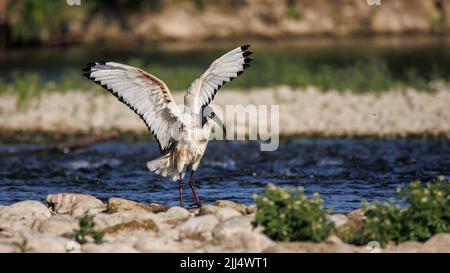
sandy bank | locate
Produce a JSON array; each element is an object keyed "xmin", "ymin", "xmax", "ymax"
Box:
[{"xmin": 1, "ymin": 87, "xmax": 449, "ymax": 138}]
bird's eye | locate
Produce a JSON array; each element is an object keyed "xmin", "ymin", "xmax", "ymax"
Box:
[{"xmin": 209, "ymin": 112, "xmax": 215, "ymax": 118}]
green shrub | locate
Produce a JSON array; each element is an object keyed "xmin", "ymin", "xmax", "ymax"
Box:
[
  {"xmin": 72, "ymin": 215, "xmax": 104, "ymax": 245},
  {"xmin": 345, "ymin": 177, "xmax": 450, "ymax": 246},
  {"xmin": 348, "ymin": 202, "xmax": 404, "ymax": 246},
  {"xmin": 399, "ymin": 177, "xmax": 450, "ymax": 241},
  {"xmin": 254, "ymin": 184, "xmax": 335, "ymax": 242}
]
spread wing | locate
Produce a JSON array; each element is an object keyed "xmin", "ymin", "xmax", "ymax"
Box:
[
  {"xmin": 191, "ymin": 45, "xmax": 253, "ymax": 109},
  {"xmin": 82, "ymin": 61, "xmax": 181, "ymax": 154}
]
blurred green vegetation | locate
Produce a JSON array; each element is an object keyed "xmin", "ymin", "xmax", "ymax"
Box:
[
  {"xmin": 2, "ymin": 37, "xmax": 450, "ymax": 108},
  {"xmin": 0, "ymin": 56, "xmax": 448, "ymax": 108},
  {"xmin": 5, "ymin": 0, "xmax": 210, "ymax": 45},
  {"xmin": 6, "ymin": 0, "xmax": 87, "ymax": 44}
]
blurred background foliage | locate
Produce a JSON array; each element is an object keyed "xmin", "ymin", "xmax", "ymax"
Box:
[
  {"xmin": 6, "ymin": 0, "xmax": 84, "ymax": 45},
  {"xmin": 2, "ymin": 0, "xmax": 450, "ymax": 105},
  {"xmin": 4, "ymin": 0, "xmax": 167, "ymax": 46}
]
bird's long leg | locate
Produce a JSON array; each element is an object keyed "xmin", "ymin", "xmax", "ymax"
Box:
[
  {"xmin": 188, "ymin": 170, "xmax": 202, "ymax": 207},
  {"xmin": 178, "ymin": 174, "xmax": 184, "ymax": 207}
]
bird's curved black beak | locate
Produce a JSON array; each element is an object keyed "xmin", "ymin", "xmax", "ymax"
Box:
[
  {"xmin": 203, "ymin": 106, "xmax": 227, "ymax": 141},
  {"xmin": 210, "ymin": 112, "xmax": 227, "ymax": 141}
]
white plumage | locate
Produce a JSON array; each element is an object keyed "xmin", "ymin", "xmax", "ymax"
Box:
[{"xmin": 83, "ymin": 45, "xmax": 252, "ymax": 207}]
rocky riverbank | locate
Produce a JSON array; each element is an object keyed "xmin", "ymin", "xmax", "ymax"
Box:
[
  {"xmin": 1, "ymin": 87, "xmax": 450, "ymax": 139},
  {"xmin": 0, "ymin": 193, "xmax": 448, "ymax": 253}
]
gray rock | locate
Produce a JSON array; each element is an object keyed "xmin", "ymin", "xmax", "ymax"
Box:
[
  {"xmin": 107, "ymin": 198, "xmax": 169, "ymax": 214},
  {"xmin": 212, "ymin": 215, "xmax": 254, "ymax": 232},
  {"xmin": 93, "ymin": 211, "xmax": 164, "ymax": 230},
  {"xmin": 325, "ymin": 235, "xmax": 344, "ymax": 244},
  {"xmin": 81, "ymin": 242, "xmax": 139, "ymax": 253},
  {"xmin": 212, "ymin": 215, "xmax": 273, "ymax": 251},
  {"xmin": 107, "ymin": 198, "xmax": 149, "ymax": 214},
  {"xmin": 134, "ymin": 235, "xmax": 194, "ymax": 253},
  {"xmin": 198, "ymin": 205, "xmax": 219, "ymax": 215},
  {"xmin": 46, "ymin": 193, "xmax": 105, "ymax": 216},
  {"xmin": 38, "ymin": 215, "xmax": 79, "ymax": 235},
  {"xmin": 214, "ymin": 200, "xmax": 247, "ymax": 214},
  {"xmin": 102, "ymin": 219, "xmax": 159, "ymax": 234},
  {"xmin": 246, "ymin": 205, "xmax": 257, "ymax": 214},
  {"xmin": 24, "ymin": 234, "xmax": 76, "ymax": 253},
  {"xmin": 214, "ymin": 207, "xmax": 241, "ymax": 221},
  {"xmin": 102, "ymin": 230, "xmax": 156, "ymax": 245},
  {"xmin": 422, "ymin": 233, "xmax": 450, "ymax": 253},
  {"xmin": 0, "ymin": 200, "xmax": 51, "ymax": 232},
  {"xmin": 164, "ymin": 206, "xmax": 190, "ymax": 222},
  {"xmin": 392, "ymin": 241, "xmax": 423, "ymax": 253},
  {"xmin": 337, "ymin": 208, "xmax": 365, "ymax": 238},
  {"xmin": 263, "ymin": 242, "xmax": 361, "ymax": 253},
  {"xmin": 178, "ymin": 214, "xmax": 219, "ymax": 241},
  {"xmin": 0, "ymin": 243, "xmax": 18, "ymax": 253},
  {"xmin": 348, "ymin": 208, "xmax": 365, "ymax": 222},
  {"xmin": 327, "ymin": 214, "xmax": 349, "ymax": 228}
]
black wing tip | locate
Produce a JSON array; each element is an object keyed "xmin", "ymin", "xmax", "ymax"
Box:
[
  {"xmin": 244, "ymin": 57, "xmax": 253, "ymax": 63},
  {"xmin": 81, "ymin": 61, "xmax": 108, "ymax": 72},
  {"xmin": 82, "ymin": 62, "xmax": 95, "ymax": 71},
  {"xmin": 82, "ymin": 72, "xmax": 92, "ymax": 78},
  {"xmin": 241, "ymin": 44, "xmax": 250, "ymax": 51},
  {"xmin": 242, "ymin": 51, "xmax": 253, "ymax": 57}
]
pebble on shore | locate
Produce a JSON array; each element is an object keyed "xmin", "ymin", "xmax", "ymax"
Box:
[{"xmin": 0, "ymin": 193, "xmax": 448, "ymax": 253}]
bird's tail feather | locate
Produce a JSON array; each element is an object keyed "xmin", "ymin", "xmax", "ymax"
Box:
[{"xmin": 147, "ymin": 153, "xmax": 179, "ymax": 181}]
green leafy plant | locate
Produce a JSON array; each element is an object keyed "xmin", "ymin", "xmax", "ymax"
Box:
[
  {"xmin": 347, "ymin": 202, "xmax": 404, "ymax": 246},
  {"xmin": 398, "ymin": 177, "xmax": 450, "ymax": 241},
  {"xmin": 345, "ymin": 177, "xmax": 450, "ymax": 246},
  {"xmin": 72, "ymin": 215, "xmax": 104, "ymax": 245},
  {"xmin": 254, "ymin": 184, "xmax": 335, "ymax": 242}
]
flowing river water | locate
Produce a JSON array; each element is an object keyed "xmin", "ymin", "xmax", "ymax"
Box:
[{"xmin": 1, "ymin": 139, "xmax": 449, "ymax": 212}]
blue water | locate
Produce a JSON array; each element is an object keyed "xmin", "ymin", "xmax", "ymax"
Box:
[{"xmin": 1, "ymin": 139, "xmax": 449, "ymax": 212}]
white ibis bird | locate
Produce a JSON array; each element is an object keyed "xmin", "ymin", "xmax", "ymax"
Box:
[{"xmin": 82, "ymin": 45, "xmax": 253, "ymax": 207}]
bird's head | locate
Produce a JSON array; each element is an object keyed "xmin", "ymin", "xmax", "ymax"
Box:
[{"xmin": 202, "ymin": 105, "xmax": 227, "ymax": 140}]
